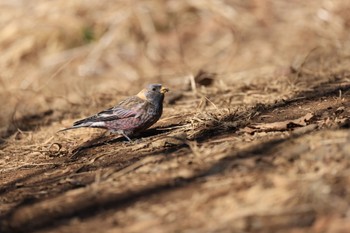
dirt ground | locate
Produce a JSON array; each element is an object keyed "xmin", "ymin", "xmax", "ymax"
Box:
[{"xmin": 1, "ymin": 1, "xmax": 350, "ymax": 232}]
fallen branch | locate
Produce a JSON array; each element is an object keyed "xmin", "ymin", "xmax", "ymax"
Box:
[{"xmin": 242, "ymin": 113, "xmax": 314, "ymax": 133}]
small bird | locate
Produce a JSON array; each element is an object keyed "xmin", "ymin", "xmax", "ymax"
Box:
[{"xmin": 59, "ymin": 84, "xmax": 169, "ymax": 141}]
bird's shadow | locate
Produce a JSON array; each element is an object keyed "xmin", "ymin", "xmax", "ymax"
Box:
[{"xmin": 70, "ymin": 127, "xmax": 172, "ymax": 158}]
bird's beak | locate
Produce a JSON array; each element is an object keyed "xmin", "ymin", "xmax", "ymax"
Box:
[{"xmin": 160, "ymin": 87, "xmax": 169, "ymax": 94}]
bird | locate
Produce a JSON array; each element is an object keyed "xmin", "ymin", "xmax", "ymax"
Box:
[{"xmin": 59, "ymin": 84, "xmax": 169, "ymax": 141}]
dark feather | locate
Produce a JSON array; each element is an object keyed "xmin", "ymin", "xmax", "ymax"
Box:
[
  {"xmin": 73, "ymin": 97, "xmax": 146, "ymax": 126},
  {"xmin": 72, "ymin": 108, "xmax": 136, "ymax": 126}
]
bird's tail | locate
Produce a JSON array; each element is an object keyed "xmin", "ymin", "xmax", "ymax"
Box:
[
  {"xmin": 57, "ymin": 125, "xmax": 84, "ymax": 133},
  {"xmin": 57, "ymin": 121, "xmax": 106, "ymax": 133}
]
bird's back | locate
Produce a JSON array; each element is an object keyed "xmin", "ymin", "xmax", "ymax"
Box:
[{"xmin": 107, "ymin": 99, "xmax": 163, "ymax": 135}]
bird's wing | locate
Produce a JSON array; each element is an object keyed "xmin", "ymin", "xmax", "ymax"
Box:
[
  {"xmin": 73, "ymin": 97, "xmax": 146, "ymax": 126},
  {"xmin": 97, "ymin": 107, "xmax": 137, "ymax": 120}
]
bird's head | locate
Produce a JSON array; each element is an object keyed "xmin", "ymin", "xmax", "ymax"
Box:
[{"xmin": 137, "ymin": 84, "xmax": 169, "ymax": 103}]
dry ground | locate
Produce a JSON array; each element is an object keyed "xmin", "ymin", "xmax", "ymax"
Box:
[{"xmin": 1, "ymin": 1, "xmax": 350, "ymax": 232}]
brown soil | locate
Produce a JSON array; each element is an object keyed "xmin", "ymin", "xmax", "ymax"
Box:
[{"xmin": 1, "ymin": 1, "xmax": 350, "ymax": 233}]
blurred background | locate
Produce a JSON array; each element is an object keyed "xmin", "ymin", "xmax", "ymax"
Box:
[
  {"xmin": 1, "ymin": 0, "xmax": 350, "ymax": 137},
  {"xmin": 2, "ymin": 1, "xmax": 350, "ymax": 232}
]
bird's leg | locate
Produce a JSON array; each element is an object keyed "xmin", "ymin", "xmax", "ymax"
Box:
[
  {"xmin": 112, "ymin": 130, "xmax": 132, "ymax": 142},
  {"xmin": 120, "ymin": 131, "xmax": 132, "ymax": 142}
]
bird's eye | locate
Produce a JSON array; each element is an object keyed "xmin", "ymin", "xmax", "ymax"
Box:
[{"xmin": 152, "ymin": 87, "xmax": 156, "ymax": 91}]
